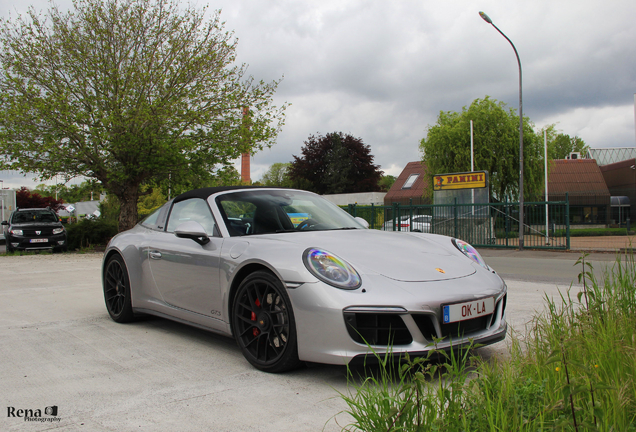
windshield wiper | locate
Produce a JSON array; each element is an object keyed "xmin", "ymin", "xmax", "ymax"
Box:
[{"xmin": 332, "ymin": 227, "xmax": 359, "ymax": 230}]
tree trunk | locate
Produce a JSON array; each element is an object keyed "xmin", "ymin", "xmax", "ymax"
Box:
[{"xmin": 117, "ymin": 184, "xmax": 140, "ymax": 232}]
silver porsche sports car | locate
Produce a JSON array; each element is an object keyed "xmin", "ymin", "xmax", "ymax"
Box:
[{"xmin": 102, "ymin": 187, "xmax": 507, "ymax": 372}]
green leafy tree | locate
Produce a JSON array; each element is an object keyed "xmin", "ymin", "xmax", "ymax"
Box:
[
  {"xmin": 0, "ymin": 0, "xmax": 287, "ymax": 231},
  {"xmin": 544, "ymin": 127, "xmax": 588, "ymax": 160},
  {"xmin": 260, "ymin": 162, "xmax": 293, "ymax": 187},
  {"xmin": 378, "ymin": 174, "xmax": 396, "ymax": 192},
  {"xmin": 35, "ymin": 180, "xmax": 103, "ymax": 203},
  {"xmin": 161, "ymin": 164, "xmax": 242, "ymax": 200},
  {"xmin": 289, "ymin": 132, "xmax": 382, "ymax": 194},
  {"xmin": 420, "ymin": 97, "xmax": 544, "ymax": 201},
  {"xmin": 15, "ymin": 187, "xmax": 65, "ymax": 211},
  {"xmin": 207, "ymin": 166, "xmax": 243, "ymax": 187},
  {"xmin": 137, "ymin": 186, "xmax": 166, "ymax": 218}
]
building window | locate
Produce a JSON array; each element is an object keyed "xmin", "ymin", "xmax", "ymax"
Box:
[
  {"xmin": 569, "ymin": 206, "xmax": 607, "ymax": 225},
  {"xmin": 402, "ymin": 174, "xmax": 419, "ymax": 189}
]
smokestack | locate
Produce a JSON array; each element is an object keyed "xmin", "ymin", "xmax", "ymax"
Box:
[
  {"xmin": 241, "ymin": 152, "xmax": 251, "ymax": 184},
  {"xmin": 241, "ymin": 107, "xmax": 251, "ymax": 184}
]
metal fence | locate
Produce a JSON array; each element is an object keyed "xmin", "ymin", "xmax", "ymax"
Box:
[
  {"xmin": 344, "ymin": 197, "xmax": 636, "ymax": 251},
  {"xmin": 344, "ymin": 199, "xmax": 571, "ymax": 251}
]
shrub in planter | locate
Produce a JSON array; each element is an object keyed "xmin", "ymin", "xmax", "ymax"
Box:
[
  {"xmin": 66, "ymin": 218, "xmax": 119, "ymax": 250},
  {"xmin": 546, "ymin": 228, "xmax": 635, "ymax": 237},
  {"xmin": 495, "ymin": 229, "xmax": 519, "ymax": 239}
]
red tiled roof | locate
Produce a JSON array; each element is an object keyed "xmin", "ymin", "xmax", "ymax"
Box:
[
  {"xmin": 384, "ymin": 161, "xmax": 430, "ymax": 203},
  {"xmin": 548, "ymin": 159, "xmax": 610, "ymax": 196}
]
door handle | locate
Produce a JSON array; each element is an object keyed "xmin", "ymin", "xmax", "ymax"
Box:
[{"xmin": 149, "ymin": 251, "xmax": 162, "ymax": 260}]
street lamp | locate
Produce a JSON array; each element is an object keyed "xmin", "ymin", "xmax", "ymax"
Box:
[
  {"xmin": 479, "ymin": 11, "xmax": 525, "ymax": 250},
  {"xmin": 0, "ymin": 180, "xmax": 4, "ymax": 222}
]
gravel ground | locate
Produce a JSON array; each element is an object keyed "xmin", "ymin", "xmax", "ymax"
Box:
[{"xmin": 1, "ymin": 251, "xmax": 577, "ymax": 431}]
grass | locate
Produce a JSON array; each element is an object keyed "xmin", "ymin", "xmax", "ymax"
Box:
[
  {"xmin": 1, "ymin": 245, "xmax": 102, "ymax": 256},
  {"xmin": 548, "ymin": 227, "xmax": 635, "ymax": 237},
  {"xmin": 337, "ymin": 251, "xmax": 636, "ymax": 431}
]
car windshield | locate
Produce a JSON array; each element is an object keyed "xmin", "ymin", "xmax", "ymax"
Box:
[
  {"xmin": 216, "ymin": 189, "xmax": 364, "ymax": 236},
  {"xmin": 12, "ymin": 210, "xmax": 58, "ymax": 223}
]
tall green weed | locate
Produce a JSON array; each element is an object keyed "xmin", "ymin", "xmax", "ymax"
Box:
[{"xmin": 338, "ymin": 252, "xmax": 636, "ymax": 431}]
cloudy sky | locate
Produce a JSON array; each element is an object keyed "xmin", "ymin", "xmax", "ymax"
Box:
[{"xmin": 1, "ymin": 0, "xmax": 635, "ymax": 189}]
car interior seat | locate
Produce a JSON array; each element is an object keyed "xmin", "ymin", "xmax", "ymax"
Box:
[{"xmin": 252, "ymin": 205, "xmax": 294, "ymax": 234}]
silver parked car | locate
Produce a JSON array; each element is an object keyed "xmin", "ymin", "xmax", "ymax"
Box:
[
  {"xmin": 102, "ymin": 187, "xmax": 507, "ymax": 372},
  {"xmin": 382, "ymin": 214, "xmax": 432, "ymax": 232}
]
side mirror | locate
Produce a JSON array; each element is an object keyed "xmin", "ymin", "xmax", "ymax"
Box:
[
  {"xmin": 174, "ymin": 221, "xmax": 210, "ymax": 245},
  {"xmin": 1, "ymin": 221, "xmax": 8, "ymax": 226},
  {"xmin": 354, "ymin": 217, "xmax": 369, "ymax": 229}
]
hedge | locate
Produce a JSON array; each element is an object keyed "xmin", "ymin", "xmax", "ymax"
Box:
[
  {"xmin": 66, "ymin": 218, "xmax": 119, "ymax": 250},
  {"xmin": 543, "ymin": 227, "xmax": 635, "ymax": 237}
]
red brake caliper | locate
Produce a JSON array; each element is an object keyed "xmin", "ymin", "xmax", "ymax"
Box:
[{"xmin": 251, "ymin": 298, "xmax": 261, "ymax": 337}]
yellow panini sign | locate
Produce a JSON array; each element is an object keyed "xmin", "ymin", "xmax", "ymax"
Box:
[{"xmin": 433, "ymin": 171, "xmax": 487, "ymax": 191}]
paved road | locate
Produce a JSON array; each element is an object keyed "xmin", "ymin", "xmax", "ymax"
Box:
[
  {"xmin": 479, "ymin": 248, "xmax": 618, "ymax": 285},
  {"xmin": 0, "ymin": 249, "xmax": 620, "ymax": 431}
]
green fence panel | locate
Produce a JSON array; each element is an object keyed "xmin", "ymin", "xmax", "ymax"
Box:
[{"xmin": 343, "ymin": 200, "xmax": 570, "ymax": 251}]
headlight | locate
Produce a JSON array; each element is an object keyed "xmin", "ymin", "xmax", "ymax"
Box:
[
  {"xmin": 53, "ymin": 228, "xmax": 65, "ymax": 235},
  {"xmin": 452, "ymin": 238, "xmax": 489, "ymax": 270},
  {"xmin": 303, "ymin": 248, "xmax": 361, "ymax": 289},
  {"xmin": 9, "ymin": 229, "xmax": 23, "ymax": 236}
]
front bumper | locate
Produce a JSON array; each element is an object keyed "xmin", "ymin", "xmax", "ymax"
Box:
[
  {"xmin": 288, "ymin": 272, "xmax": 508, "ymax": 365},
  {"xmin": 6, "ymin": 233, "xmax": 67, "ymax": 251}
]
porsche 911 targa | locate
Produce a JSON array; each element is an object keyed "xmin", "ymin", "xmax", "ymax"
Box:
[{"xmin": 102, "ymin": 187, "xmax": 507, "ymax": 372}]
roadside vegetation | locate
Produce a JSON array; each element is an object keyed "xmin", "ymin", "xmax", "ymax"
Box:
[
  {"xmin": 1, "ymin": 249, "xmax": 54, "ymax": 257},
  {"xmin": 65, "ymin": 219, "xmax": 119, "ymax": 251},
  {"xmin": 338, "ymin": 252, "xmax": 636, "ymax": 431},
  {"xmin": 548, "ymin": 227, "xmax": 635, "ymax": 237}
]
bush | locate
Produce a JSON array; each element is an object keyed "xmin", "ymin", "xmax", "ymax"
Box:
[
  {"xmin": 339, "ymin": 251, "xmax": 636, "ymax": 430},
  {"xmin": 548, "ymin": 227, "xmax": 635, "ymax": 237},
  {"xmin": 66, "ymin": 218, "xmax": 118, "ymax": 250},
  {"xmin": 495, "ymin": 229, "xmax": 519, "ymax": 239}
]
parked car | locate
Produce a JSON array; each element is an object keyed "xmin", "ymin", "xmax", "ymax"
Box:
[
  {"xmin": 383, "ymin": 214, "xmax": 432, "ymax": 232},
  {"xmin": 102, "ymin": 187, "xmax": 507, "ymax": 372},
  {"xmin": 2, "ymin": 207, "xmax": 67, "ymax": 252}
]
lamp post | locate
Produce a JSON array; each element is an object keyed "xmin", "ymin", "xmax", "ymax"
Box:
[
  {"xmin": 479, "ymin": 11, "xmax": 525, "ymax": 250},
  {"xmin": 0, "ymin": 180, "xmax": 4, "ymax": 222}
]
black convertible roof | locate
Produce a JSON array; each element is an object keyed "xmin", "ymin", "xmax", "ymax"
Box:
[{"xmin": 173, "ymin": 186, "xmax": 272, "ymax": 203}]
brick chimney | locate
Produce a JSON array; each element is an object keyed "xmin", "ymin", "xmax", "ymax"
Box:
[
  {"xmin": 241, "ymin": 107, "xmax": 251, "ymax": 184},
  {"xmin": 241, "ymin": 152, "xmax": 251, "ymax": 183}
]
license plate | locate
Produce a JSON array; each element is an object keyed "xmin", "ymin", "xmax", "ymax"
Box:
[
  {"xmin": 29, "ymin": 238, "xmax": 49, "ymax": 243},
  {"xmin": 443, "ymin": 297, "xmax": 495, "ymax": 324}
]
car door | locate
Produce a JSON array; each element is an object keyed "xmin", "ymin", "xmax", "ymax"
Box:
[{"xmin": 147, "ymin": 197, "xmax": 223, "ymax": 319}]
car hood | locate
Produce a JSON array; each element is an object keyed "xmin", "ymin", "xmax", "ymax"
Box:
[
  {"xmin": 252, "ymin": 229, "xmax": 476, "ymax": 282},
  {"xmin": 10, "ymin": 222, "xmax": 63, "ymax": 229}
]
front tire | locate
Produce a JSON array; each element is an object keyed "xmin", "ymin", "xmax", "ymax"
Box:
[
  {"xmin": 103, "ymin": 254, "xmax": 135, "ymax": 323},
  {"xmin": 232, "ymin": 271, "xmax": 301, "ymax": 373}
]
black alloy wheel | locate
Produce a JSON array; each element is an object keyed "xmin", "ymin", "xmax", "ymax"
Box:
[
  {"xmin": 103, "ymin": 254, "xmax": 135, "ymax": 323},
  {"xmin": 232, "ymin": 271, "xmax": 301, "ymax": 373}
]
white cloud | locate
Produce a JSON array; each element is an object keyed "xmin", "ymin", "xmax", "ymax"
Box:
[
  {"xmin": 2, "ymin": 0, "xmax": 635, "ymax": 188},
  {"xmin": 536, "ymin": 104, "xmax": 635, "ymax": 148}
]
